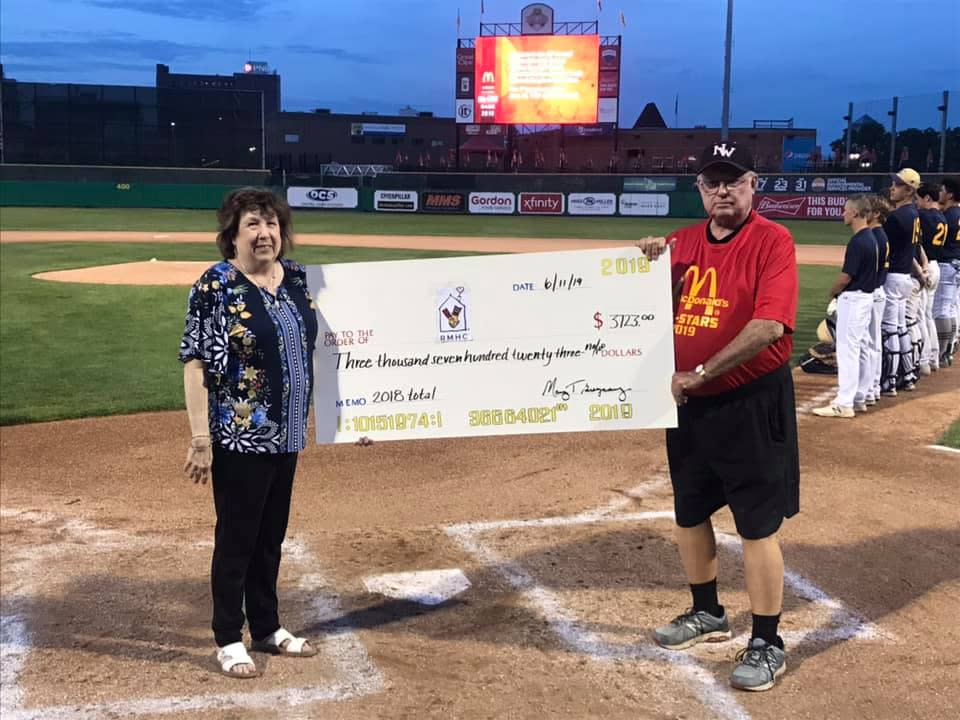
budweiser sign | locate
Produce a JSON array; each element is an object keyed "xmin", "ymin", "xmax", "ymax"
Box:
[
  {"xmin": 754, "ymin": 194, "xmax": 847, "ymax": 220},
  {"xmin": 755, "ymin": 196, "xmax": 807, "ymax": 217}
]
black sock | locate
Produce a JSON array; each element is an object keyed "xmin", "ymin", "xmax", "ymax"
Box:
[
  {"xmin": 751, "ymin": 613, "xmax": 783, "ymax": 648},
  {"xmin": 690, "ymin": 579, "xmax": 722, "ymax": 617}
]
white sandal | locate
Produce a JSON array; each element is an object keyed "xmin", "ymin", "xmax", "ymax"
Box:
[
  {"xmin": 216, "ymin": 642, "xmax": 260, "ymax": 679},
  {"xmin": 251, "ymin": 627, "xmax": 317, "ymax": 657}
]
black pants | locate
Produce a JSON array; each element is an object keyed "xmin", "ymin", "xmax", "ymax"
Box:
[
  {"xmin": 666, "ymin": 363, "xmax": 799, "ymax": 540},
  {"xmin": 211, "ymin": 446, "xmax": 298, "ymax": 647}
]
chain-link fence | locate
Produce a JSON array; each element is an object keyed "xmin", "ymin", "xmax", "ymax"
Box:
[{"xmin": 833, "ymin": 90, "xmax": 957, "ymax": 174}]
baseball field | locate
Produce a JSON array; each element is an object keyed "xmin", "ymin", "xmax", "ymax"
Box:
[{"xmin": 1, "ymin": 209, "xmax": 958, "ymax": 720}]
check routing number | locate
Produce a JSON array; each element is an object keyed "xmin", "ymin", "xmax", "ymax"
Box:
[{"xmin": 307, "ymin": 247, "xmax": 677, "ymax": 443}]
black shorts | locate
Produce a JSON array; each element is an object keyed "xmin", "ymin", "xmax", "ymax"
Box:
[{"xmin": 666, "ymin": 363, "xmax": 800, "ymax": 540}]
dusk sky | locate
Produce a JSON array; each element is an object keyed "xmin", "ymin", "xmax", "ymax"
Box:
[{"xmin": 1, "ymin": 0, "xmax": 957, "ymax": 146}]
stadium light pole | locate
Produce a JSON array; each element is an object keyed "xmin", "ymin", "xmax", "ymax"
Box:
[
  {"xmin": 720, "ymin": 0, "xmax": 733, "ymax": 141},
  {"xmin": 844, "ymin": 102, "xmax": 853, "ymax": 170},
  {"xmin": 938, "ymin": 91, "xmax": 949, "ymax": 173},
  {"xmin": 888, "ymin": 96, "xmax": 898, "ymax": 171}
]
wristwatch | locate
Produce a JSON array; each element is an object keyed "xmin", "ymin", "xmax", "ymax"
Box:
[{"xmin": 694, "ymin": 363, "xmax": 708, "ymax": 380}]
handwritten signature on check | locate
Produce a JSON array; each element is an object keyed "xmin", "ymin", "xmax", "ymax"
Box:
[{"xmin": 543, "ymin": 377, "xmax": 632, "ymax": 402}]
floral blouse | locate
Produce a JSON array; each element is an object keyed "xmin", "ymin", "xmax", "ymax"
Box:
[{"xmin": 179, "ymin": 258, "xmax": 318, "ymax": 454}]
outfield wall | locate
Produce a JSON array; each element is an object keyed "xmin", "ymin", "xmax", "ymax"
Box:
[
  {"xmin": 0, "ymin": 164, "xmax": 272, "ymax": 209},
  {"xmin": 1, "ymin": 165, "xmax": 949, "ymax": 219}
]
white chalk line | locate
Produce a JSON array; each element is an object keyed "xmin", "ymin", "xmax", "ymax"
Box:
[
  {"xmin": 714, "ymin": 533, "xmax": 891, "ymax": 643},
  {"xmin": 0, "ymin": 508, "xmax": 383, "ymax": 719},
  {"xmin": 445, "ymin": 476, "xmax": 893, "ymax": 720},
  {"xmin": 446, "ymin": 509, "xmax": 675, "ymax": 535},
  {"xmin": 926, "ymin": 444, "xmax": 960, "ymax": 455},
  {"xmin": 795, "ymin": 387, "xmax": 838, "ymax": 415},
  {"xmin": 446, "ymin": 509, "xmax": 751, "ymax": 720}
]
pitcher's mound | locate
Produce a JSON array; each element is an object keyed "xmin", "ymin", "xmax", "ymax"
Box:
[{"xmin": 33, "ymin": 261, "xmax": 209, "ymax": 285}]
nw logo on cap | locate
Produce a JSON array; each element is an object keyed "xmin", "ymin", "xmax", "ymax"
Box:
[{"xmin": 713, "ymin": 143, "xmax": 735, "ymax": 158}]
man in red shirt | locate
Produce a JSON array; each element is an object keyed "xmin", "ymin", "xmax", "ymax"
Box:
[{"xmin": 636, "ymin": 142, "xmax": 799, "ymax": 692}]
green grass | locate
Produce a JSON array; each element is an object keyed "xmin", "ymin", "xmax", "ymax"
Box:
[
  {"xmin": 0, "ymin": 240, "xmax": 836, "ymax": 425},
  {"xmin": 0, "ymin": 207, "xmax": 852, "ymax": 245},
  {"xmin": 937, "ymin": 418, "xmax": 960, "ymax": 449},
  {"xmin": 0, "ymin": 243, "xmax": 472, "ymax": 425},
  {"xmin": 793, "ymin": 266, "xmax": 835, "ymax": 360}
]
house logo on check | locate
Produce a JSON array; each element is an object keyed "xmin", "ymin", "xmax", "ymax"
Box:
[{"xmin": 437, "ymin": 287, "xmax": 472, "ymax": 344}]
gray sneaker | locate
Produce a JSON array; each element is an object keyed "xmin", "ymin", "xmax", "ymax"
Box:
[
  {"xmin": 652, "ymin": 608, "xmax": 732, "ymax": 650},
  {"xmin": 730, "ymin": 638, "xmax": 786, "ymax": 691}
]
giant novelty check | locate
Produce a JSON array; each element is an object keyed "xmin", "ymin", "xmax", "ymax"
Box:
[{"xmin": 307, "ymin": 247, "xmax": 677, "ymax": 443}]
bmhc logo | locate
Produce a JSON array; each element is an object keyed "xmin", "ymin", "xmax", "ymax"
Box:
[{"xmin": 438, "ymin": 287, "xmax": 472, "ymax": 343}]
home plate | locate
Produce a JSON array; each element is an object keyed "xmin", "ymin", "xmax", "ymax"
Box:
[{"xmin": 362, "ymin": 569, "xmax": 471, "ymax": 605}]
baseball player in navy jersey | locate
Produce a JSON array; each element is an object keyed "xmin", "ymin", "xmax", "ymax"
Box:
[
  {"xmin": 865, "ymin": 196, "xmax": 891, "ymax": 404},
  {"xmin": 880, "ymin": 169, "xmax": 922, "ymax": 395},
  {"xmin": 935, "ymin": 177, "xmax": 960, "ymax": 364},
  {"xmin": 814, "ymin": 195, "xmax": 879, "ymax": 417},
  {"xmin": 916, "ymin": 183, "xmax": 946, "ymax": 374}
]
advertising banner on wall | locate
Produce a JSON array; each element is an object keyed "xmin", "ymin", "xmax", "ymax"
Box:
[
  {"xmin": 754, "ymin": 194, "xmax": 847, "ymax": 219},
  {"xmin": 562, "ymin": 124, "xmax": 615, "ymax": 137},
  {"xmin": 757, "ymin": 175, "xmax": 877, "ymax": 194},
  {"xmin": 623, "ymin": 177, "xmax": 678, "ymax": 192},
  {"xmin": 422, "ymin": 192, "xmax": 466, "ymax": 213},
  {"xmin": 568, "ymin": 193, "xmax": 616, "ymax": 215},
  {"xmin": 519, "ymin": 192, "xmax": 564, "ymax": 215},
  {"xmin": 287, "ymin": 187, "xmax": 358, "ymax": 209},
  {"xmin": 456, "ymin": 99, "xmax": 475, "ymax": 124},
  {"xmin": 350, "ymin": 123, "xmax": 406, "ymax": 137},
  {"xmin": 781, "ymin": 136, "xmax": 816, "ymax": 172},
  {"xmin": 374, "ymin": 190, "xmax": 418, "ymax": 212},
  {"xmin": 619, "ymin": 193, "xmax": 670, "ymax": 216},
  {"xmin": 597, "ymin": 97, "xmax": 618, "ymax": 124},
  {"xmin": 599, "ymin": 71, "xmax": 619, "ymax": 98},
  {"xmin": 468, "ymin": 192, "xmax": 515, "ymax": 214},
  {"xmin": 456, "ymin": 47, "xmax": 475, "ymax": 71},
  {"xmin": 599, "ymin": 44, "xmax": 620, "ymax": 71}
]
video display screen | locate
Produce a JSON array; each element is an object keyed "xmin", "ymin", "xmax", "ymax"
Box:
[{"xmin": 474, "ymin": 35, "xmax": 600, "ymax": 124}]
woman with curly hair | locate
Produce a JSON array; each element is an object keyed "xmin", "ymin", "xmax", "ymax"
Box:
[{"xmin": 180, "ymin": 187, "xmax": 318, "ymax": 678}]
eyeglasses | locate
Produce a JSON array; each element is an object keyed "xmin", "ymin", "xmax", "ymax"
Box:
[{"xmin": 698, "ymin": 176, "xmax": 750, "ymax": 195}]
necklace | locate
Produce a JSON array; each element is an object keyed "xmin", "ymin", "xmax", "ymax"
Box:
[{"xmin": 234, "ymin": 258, "xmax": 280, "ymax": 291}]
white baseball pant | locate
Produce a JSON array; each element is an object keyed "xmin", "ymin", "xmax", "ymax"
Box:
[
  {"xmin": 882, "ymin": 273, "xmax": 913, "ymax": 389},
  {"xmin": 835, "ymin": 290, "xmax": 874, "ymax": 408},
  {"xmin": 921, "ymin": 260, "xmax": 940, "ymax": 368},
  {"xmin": 871, "ymin": 286, "xmax": 886, "ymax": 399}
]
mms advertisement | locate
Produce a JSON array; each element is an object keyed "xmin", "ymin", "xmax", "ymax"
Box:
[{"xmin": 475, "ymin": 35, "xmax": 599, "ymax": 124}]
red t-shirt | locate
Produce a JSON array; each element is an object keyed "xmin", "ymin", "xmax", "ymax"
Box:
[{"xmin": 670, "ymin": 212, "xmax": 798, "ymax": 395}]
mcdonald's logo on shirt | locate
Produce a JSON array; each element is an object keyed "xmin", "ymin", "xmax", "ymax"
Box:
[{"xmin": 680, "ymin": 265, "xmax": 730, "ymax": 318}]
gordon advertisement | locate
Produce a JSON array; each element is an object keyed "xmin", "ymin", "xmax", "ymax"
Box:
[
  {"xmin": 468, "ymin": 192, "xmax": 515, "ymax": 214},
  {"xmin": 753, "ymin": 194, "xmax": 848, "ymax": 220},
  {"xmin": 474, "ymin": 35, "xmax": 600, "ymax": 124}
]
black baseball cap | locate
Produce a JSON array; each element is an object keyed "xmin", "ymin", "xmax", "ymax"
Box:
[{"xmin": 697, "ymin": 141, "xmax": 756, "ymax": 175}]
